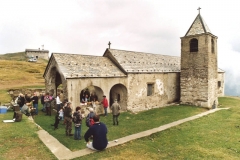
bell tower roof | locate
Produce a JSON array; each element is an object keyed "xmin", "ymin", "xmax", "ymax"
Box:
[{"xmin": 185, "ymin": 11, "xmax": 211, "ymax": 37}]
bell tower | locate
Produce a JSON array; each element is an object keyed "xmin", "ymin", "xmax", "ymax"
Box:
[{"xmin": 180, "ymin": 8, "xmax": 218, "ymax": 108}]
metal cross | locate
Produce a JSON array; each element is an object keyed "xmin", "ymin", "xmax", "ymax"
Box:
[
  {"xmin": 108, "ymin": 41, "xmax": 111, "ymax": 49},
  {"xmin": 197, "ymin": 7, "xmax": 201, "ymax": 14}
]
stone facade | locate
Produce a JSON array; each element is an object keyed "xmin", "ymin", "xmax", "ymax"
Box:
[
  {"xmin": 43, "ymin": 12, "xmax": 225, "ymax": 114},
  {"xmin": 217, "ymin": 69, "xmax": 225, "ymax": 97},
  {"xmin": 25, "ymin": 49, "xmax": 49, "ymax": 60},
  {"xmin": 180, "ymin": 13, "xmax": 218, "ymax": 108}
]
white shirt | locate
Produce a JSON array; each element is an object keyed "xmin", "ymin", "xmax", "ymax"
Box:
[{"xmin": 56, "ymin": 96, "xmax": 62, "ymax": 104}]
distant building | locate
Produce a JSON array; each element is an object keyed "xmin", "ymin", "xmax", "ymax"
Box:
[{"xmin": 25, "ymin": 49, "xmax": 49, "ymax": 60}]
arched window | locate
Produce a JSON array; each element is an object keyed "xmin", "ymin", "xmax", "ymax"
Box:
[
  {"xmin": 211, "ymin": 39, "xmax": 214, "ymax": 53},
  {"xmin": 190, "ymin": 38, "xmax": 198, "ymax": 52}
]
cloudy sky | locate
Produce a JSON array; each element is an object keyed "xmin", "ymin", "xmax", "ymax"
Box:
[{"xmin": 0, "ymin": 0, "xmax": 240, "ymax": 95}]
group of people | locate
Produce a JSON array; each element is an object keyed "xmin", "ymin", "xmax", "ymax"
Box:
[
  {"xmin": 15, "ymin": 89, "xmax": 121, "ymax": 151},
  {"xmin": 40, "ymin": 91, "xmax": 64, "ymax": 116},
  {"xmin": 80, "ymin": 89, "xmax": 98, "ymax": 103},
  {"xmin": 51, "ymin": 92, "xmax": 121, "ymax": 151},
  {"xmin": 15, "ymin": 92, "xmax": 39, "ymax": 116}
]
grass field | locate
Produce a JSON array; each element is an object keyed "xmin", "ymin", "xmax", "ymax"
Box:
[
  {"xmin": 1, "ymin": 97, "xmax": 240, "ymax": 159},
  {"xmin": 0, "ymin": 52, "xmax": 47, "ymax": 103},
  {"xmin": 34, "ymin": 104, "xmax": 207, "ymax": 151},
  {"xmin": 77, "ymin": 97, "xmax": 240, "ymax": 160}
]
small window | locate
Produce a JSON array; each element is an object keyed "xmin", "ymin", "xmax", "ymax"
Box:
[
  {"xmin": 147, "ymin": 83, "xmax": 154, "ymax": 96},
  {"xmin": 211, "ymin": 39, "xmax": 214, "ymax": 53},
  {"xmin": 218, "ymin": 81, "xmax": 221, "ymax": 87},
  {"xmin": 190, "ymin": 38, "xmax": 198, "ymax": 52}
]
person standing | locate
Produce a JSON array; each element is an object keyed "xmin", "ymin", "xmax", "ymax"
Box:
[
  {"xmin": 59, "ymin": 90, "xmax": 64, "ymax": 107},
  {"xmin": 64, "ymin": 102, "xmax": 73, "ymax": 136},
  {"xmin": 101, "ymin": 95, "xmax": 109, "ymax": 117},
  {"xmin": 56, "ymin": 93, "xmax": 62, "ymax": 111},
  {"xmin": 73, "ymin": 106, "xmax": 83, "ymax": 140},
  {"xmin": 41, "ymin": 93, "xmax": 45, "ymax": 112},
  {"xmin": 17, "ymin": 93, "xmax": 25, "ymax": 109},
  {"xmin": 31, "ymin": 92, "xmax": 39, "ymax": 115},
  {"xmin": 51, "ymin": 109, "xmax": 60, "ymax": 130},
  {"xmin": 110, "ymin": 99, "xmax": 121, "ymax": 125},
  {"xmin": 44, "ymin": 92, "xmax": 52, "ymax": 116},
  {"xmin": 86, "ymin": 108, "xmax": 95, "ymax": 127},
  {"xmin": 84, "ymin": 115, "xmax": 108, "ymax": 151}
]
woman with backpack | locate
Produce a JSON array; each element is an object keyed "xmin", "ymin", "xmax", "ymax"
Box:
[{"xmin": 73, "ymin": 106, "xmax": 83, "ymax": 140}]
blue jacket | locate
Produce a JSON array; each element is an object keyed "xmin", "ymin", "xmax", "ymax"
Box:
[{"xmin": 84, "ymin": 122, "xmax": 108, "ymax": 150}]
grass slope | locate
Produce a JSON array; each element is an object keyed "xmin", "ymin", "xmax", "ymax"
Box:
[
  {"xmin": 77, "ymin": 97, "xmax": 240, "ymax": 160},
  {"xmin": 0, "ymin": 52, "xmax": 47, "ymax": 103},
  {"xmin": 0, "ymin": 97, "xmax": 239, "ymax": 159}
]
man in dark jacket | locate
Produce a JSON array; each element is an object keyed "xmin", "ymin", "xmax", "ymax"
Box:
[{"xmin": 84, "ymin": 115, "xmax": 108, "ymax": 151}]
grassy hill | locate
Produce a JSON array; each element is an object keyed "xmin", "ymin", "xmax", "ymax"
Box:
[{"xmin": 0, "ymin": 52, "xmax": 48, "ymax": 103}]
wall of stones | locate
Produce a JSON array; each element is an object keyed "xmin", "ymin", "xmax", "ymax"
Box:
[
  {"xmin": 217, "ymin": 72, "xmax": 225, "ymax": 97},
  {"xmin": 44, "ymin": 57, "xmax": 68, "ymax": 99},
  {"xmin": 127, "ymin": 73, "xmax": 180, "ymax": 112},
  {"xmin": 8, "ymin": 89, "xmax": 46, "ymax": 100},
  {"xmin": 180, "ymin": 34, "xmax": 218, "ymax": 108},
  {"xmin": 65, "ymin": 77, "xmax": 128, "ymax": 114},
  {"xmin": 26, "ymin": 51, "xmax": 49, "ymax": 60}
]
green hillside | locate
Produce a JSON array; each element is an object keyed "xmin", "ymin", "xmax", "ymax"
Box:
[
  {"xmin": 0, "ymin": 52, "xmax": 26, "ymax": 61},
  {"xmin": 0, "ymin": 52, "xmax": 48, "ymax": 103}
]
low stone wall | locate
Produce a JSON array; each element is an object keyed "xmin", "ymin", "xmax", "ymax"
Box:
[{"xmin": 8, "ymin": 89, "xmax": 46, "ymax": 100}]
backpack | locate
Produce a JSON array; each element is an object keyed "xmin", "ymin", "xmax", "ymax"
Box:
[
  {"xmin": 86, "ymin": 112, "xmax": 95, "ymax": 127},
  {"xmin": 72, "ymin": 112, "xmax": 78, "ymax": 123}
]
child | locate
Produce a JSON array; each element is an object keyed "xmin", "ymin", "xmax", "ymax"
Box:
[{"xmin": 59, "ymin": 107, "xmax": 64, "ymax": 120}]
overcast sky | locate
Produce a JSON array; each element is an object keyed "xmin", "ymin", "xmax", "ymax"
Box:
[{"xmin": 0, "ymin": 0, "xmax": 240, "ymax": 95}]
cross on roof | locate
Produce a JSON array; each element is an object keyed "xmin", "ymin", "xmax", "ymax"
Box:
[
  {"xmin": 108, "ymin": 41, "xmax": 111, "ymax": 49},
  {"xmin": 197, "ymin": 7, "xmax": 201, "ymax": 14}
]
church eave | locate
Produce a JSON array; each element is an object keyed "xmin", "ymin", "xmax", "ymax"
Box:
[{"xmin": 181, "ymin": 32, "xmax": 218, "ymax": 39}]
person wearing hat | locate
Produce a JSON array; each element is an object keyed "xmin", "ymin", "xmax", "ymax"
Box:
[
  {"xmin": 110, "ymin": 99, "xmax": 121, "ymax": 125},
  {"xmin": 101, "ymin": 95, "xmax": 109, "ymax": 117}
]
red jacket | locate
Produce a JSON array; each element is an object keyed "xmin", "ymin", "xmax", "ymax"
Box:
[{"xmin": 101, "ymin": 98, "xmax": 109, "ymax": 108}]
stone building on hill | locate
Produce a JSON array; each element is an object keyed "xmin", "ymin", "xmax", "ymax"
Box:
[
  {"xmin": 43, "ymin": 12, "xmax": 225, "ymax": 113},
  {"xmin": 25, "ymin": 49, "xmax": 49, "ymax": 60}
]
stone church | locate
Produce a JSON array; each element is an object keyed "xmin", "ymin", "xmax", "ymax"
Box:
[{"xmin": 43, "ymin": 12, "xmax": 225, "ymax": 113}]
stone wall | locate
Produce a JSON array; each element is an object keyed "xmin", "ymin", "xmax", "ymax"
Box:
[
  {"xmin": 44, "ymin": 56, "xmax": 68, "ymax": 99},
  {"xmin": 127, "ymin": 73, "xmax": 180, "ymax": 112},
  {"xmin": 180, "ymin": 33, "xmax": 218, "ymax": 108},
  {"xmin": 8, "ymin": 89, "xmax": 45, "ymax": 100},
  {"xmin": 217, "ymin": 72, "xmax": 225, "ymax": 97},
  {"xmin": 45, "ymin": 71, "xmax": 180, "ymax": 115},
  {"xmin": 26, "ymin": 51, "xmax": 49, "ymax": 60},
  {"xmin": 66, "ymin": 77, "xmax": 128, "ymax": 114}
]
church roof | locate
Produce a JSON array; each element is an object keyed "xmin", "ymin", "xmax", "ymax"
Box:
[
  {"xmin": 44, "ymin": 49, "xmax": 224, "ymax": 79},
  {"xmin": 25, "ymin": 49, "xmax": 49, "ymax": 53},
  {"xmin": 51, "ymin": 53, "xmax": 126, "ymax": 78},
  {"xmin": 185, "ymin": 13, "xmax": 211, "ymax": 36},
  {"xmin": 104, "ymin": 49, "xmax": 181, "ymax": 73}
]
